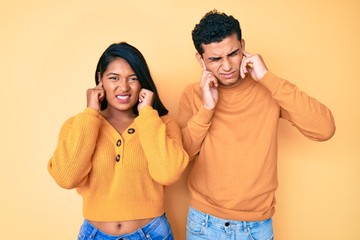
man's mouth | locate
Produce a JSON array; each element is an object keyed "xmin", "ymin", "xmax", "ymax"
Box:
[{"xmin": 221, "ymin": 71, "xmax": 236, "ymax": 79}]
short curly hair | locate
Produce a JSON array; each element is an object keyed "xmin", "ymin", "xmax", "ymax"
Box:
[{"xmin": 192, "ymin": 10, "xmax": 242, "ymax": 55}]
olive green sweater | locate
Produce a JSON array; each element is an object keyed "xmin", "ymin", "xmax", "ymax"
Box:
[
  {"xmin": 48, "ymin": 106, "xmax": 189, "ymax": 221},
  {"xmin": 178, "ymin": 72, "xmax": 335, "ymax": 221}
]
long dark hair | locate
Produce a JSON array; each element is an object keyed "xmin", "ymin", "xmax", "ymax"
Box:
[{"xmin": 95, "ymin": 42, "xmax": 168, "ymax": 116}]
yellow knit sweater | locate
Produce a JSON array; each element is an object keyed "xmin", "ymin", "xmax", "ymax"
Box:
[
  {"xmin": 48, "ymin": 106, "xmax": 189, "ymax": 221},
  {"xmin": 178, "ymin": 71, "xmax": 335, "ymax": 221}
]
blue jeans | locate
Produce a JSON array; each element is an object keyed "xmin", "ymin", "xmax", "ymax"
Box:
[
  {"xmin": 186, "ymin": 207, "xmax": 274, "ymax": 240},
  {"xmin": 78, "ymin": 214, "xmax": 174, "ymax": 240}
]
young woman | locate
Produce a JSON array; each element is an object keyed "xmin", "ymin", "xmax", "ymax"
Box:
[{"xmin": 48, "ymin": 42, "xmax": 189, "ymax": 240}]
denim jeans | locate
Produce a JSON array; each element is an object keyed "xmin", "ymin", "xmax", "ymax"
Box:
[
  {"xmin": 186, "ymin": 207, "xmax": 274, "ymax": 240},
  {"xmin": 78, "ymin": 214, "xmax": 174, "ymax": 240}
]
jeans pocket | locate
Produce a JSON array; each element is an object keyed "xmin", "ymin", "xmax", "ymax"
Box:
[
  {"xmin": 143, "ymin": 216, "xmax": 174, "ymax": 240},
  {"xmin": 153, "ymin": 219, "xmax": 174, "ymax": 240},
  {"xmin": 250, "ymin": 234, "xmax": 274, "ymax": 240},
  {"xmin": 249, "ymin": 219, "xmax": 274, "ymax": 240},
  {"xmin": 186, "ymin": 218, "xmax": 206, "ymax": 236}
]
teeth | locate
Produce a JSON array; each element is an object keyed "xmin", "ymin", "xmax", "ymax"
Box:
[{"xmin": 117, "ymin": 95, "xmax": 129, "ymax": 100}]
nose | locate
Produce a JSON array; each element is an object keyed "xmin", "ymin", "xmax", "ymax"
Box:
[
  {"xmin": 118, "ymin": 79, "xmax": 130, "ymax": 91},
  {"xmin": 221, "ymin": 57, "xmax": 232, "ymax": 71}
]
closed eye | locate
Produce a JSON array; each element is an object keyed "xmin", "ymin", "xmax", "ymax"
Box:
[
  {"xmin": 129, "ymin": 77, "xmax": 138, "ymax": 82},
  {"xmin": 128, "ymin": 74, "xmax": 138, "ymax": 82},
  {"xmin": 109, "ymin": 76, "xmax": 119, "ymax": 81},
  {"xmin": 208, "ymin": 57, "xmax": 221, "ymax": 62}
]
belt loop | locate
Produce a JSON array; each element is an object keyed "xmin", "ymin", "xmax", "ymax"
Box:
[
  {"xmin": 205, "ymin": 213, "xmax": 209, "ymax": 227},
  {"xmin": 90, "ymin": 225, "xmax": 98, "ymax": 239},
  {"xmin": 137, "ymin": 227, "xmax": 146, "ymax": 239}
]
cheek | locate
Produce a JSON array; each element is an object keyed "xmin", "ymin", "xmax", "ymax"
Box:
[
  {"xmin": 206, "ymin": 64, "xmax": 219, "ymax": 74},
  {"xmin": 131, "ymin": 84, "xmax": 141, "ymax": 97},
  {"xmin": 235, "ymin": 56, "xmax": 243, "ymax": 67},
  {"xmin": 102, "ymin": 83, "xmax": 113, "ymax": 94}
]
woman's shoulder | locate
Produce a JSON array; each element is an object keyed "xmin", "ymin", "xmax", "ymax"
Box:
[{"xmin": 61, "ymin": 108, "xmax": 102, "ymax": 127}]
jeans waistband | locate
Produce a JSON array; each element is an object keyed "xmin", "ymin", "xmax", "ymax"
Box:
[
  {"xmin": 189, "ymin": 207, "xmax": 271, "ymax": 230},
  {"xmin": 81, "ymin": 214, "xmax": 166, "ymax": 240}
]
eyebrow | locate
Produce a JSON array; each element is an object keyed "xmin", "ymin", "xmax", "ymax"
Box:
[
  {"xmin": 207, "ymin": 48, "xmax": 241, "ymax": 61},
  {"xmin": 106, "ymin": 72, "xmax": 137, "ymax": 77},
  {"xmin": 106, "ymin": 72, "xmax": 119, "ymax": 76},
  {"xmin": 228, "ymin": 48, "xmax": 240, "ymax": 56}
]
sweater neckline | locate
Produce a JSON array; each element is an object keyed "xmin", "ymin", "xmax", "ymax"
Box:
[{"xmin": 99, "ymin": 114, "xmax": 136, "ymax": 139}]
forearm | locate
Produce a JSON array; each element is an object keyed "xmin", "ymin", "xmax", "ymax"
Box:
[
  {"xmin": 48, "ymin": 108, "xmax": 101, "ymax": 188},
  {"xmin": 179, "ymin": 106, "xmax": 214, "ymax": 160},
  {"xmin": 135, "ymin": 106, "xmax": 189, "ymax": 185}
]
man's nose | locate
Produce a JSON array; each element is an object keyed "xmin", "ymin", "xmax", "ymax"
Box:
[{"xmin": 221, "ymin": 57, "xmax": 232, "ymax": 71}]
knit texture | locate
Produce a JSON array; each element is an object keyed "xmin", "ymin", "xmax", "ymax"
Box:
[
  {"xmin": 178, "ymin": 72, "xmax": 335, "ymax": 221},
  {"xmin": 48, "ymin": 106, "xmax": 189, "ymax": 221}
]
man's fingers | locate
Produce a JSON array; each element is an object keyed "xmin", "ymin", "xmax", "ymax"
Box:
[
  {"xmin": 242, "ymin": 50, "xmax": 251, "ymax": 57},
  {"xmin": 200, "ymin": 72, "xmax": 212, "ymax": 87},
  {"xmin": 199, "ymin": 59, "xmax": 218, "ymax": 88}
]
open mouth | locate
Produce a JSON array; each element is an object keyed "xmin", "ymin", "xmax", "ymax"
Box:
[{"xmin": 116, "ymin": 94, "xmax": 131, "ymax": 103}]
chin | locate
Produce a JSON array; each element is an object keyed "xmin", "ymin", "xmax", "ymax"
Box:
[{"xmin": 219, "ymin": 78, "xmax": 240, "ymax": 86}]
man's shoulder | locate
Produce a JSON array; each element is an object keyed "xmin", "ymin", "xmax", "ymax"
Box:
[{"xmin": 180, "ymin": 82, "xmax": 203, "ymax": 104}]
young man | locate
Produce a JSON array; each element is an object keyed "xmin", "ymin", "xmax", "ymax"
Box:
[{"xmin": 178, "ymin": 10, "xmax": 335, "ymax": 239}]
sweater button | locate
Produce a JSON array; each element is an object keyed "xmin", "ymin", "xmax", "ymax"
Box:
[
  {"xmin": 115, "ymin": 154, "xmax": 121, "ymax": 162},
  {"xmin": 116, "ymin": 139, "xmax": 122, "ymax": 146},
  {"xmin": 127, "ymin": 128, "xmax": 135, "ymax": 134}
]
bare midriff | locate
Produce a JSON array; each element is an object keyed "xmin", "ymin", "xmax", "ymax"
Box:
[{"xmin": 89, "ymin": 218, "xmax": 154, "ymax": 236}]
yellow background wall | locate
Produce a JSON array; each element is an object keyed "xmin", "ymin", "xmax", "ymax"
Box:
[{"xmin": 1, "ymin": 0, "xmax": 359, "ymax": 239}]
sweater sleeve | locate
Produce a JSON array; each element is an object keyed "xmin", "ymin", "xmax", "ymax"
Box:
[
  {"xmin": 259, "ymin": 71, "xmax": 336, "ymax": 141},
  {"xmin": 177, "ymin": 84, "xmax": 214, "ymax": 161},
  {"xmin": 134, "ymin": 106, "xmax": 189, "ymax": 185},
  {"xmin": 47, "ymin": 108, "xmax": 101, "ymax": 189}
]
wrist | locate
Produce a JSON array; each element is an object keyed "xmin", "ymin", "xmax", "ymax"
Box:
[
  {"xmin": 203, "ymin": 103, "xmax": 215, "ymax": 110},
  {"xmin": 258, "ymin": 69, "xmax": 268, "ymax": 81}
]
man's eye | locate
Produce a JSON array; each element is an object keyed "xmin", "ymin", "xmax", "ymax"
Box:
[{"xmin": 209, "ymin": 58, "xmax": 221, "ymax": 62}]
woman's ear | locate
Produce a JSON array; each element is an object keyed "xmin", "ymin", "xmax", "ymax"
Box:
[{"xmin": 97, "ymin": 72, "xmax": 102, "ymax": 84}]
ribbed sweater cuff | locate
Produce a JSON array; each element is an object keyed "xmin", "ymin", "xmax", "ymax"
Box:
[
  {"xmin": 83, "ymin": 107, "xmax": 102, "ymax": 118},
  {"xmin": 137, "ymin": 106, "xmax": 158, "ymax": 118}
]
